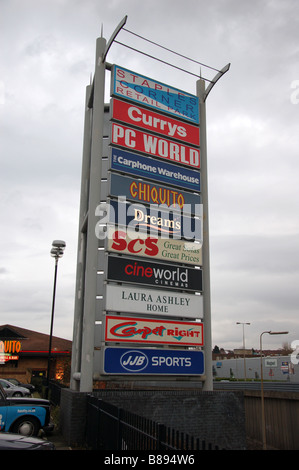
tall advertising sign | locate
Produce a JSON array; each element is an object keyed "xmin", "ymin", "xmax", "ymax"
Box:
[
  {"xmin": 72, "ymin": 26, "xmax": 228, "ymax": 393},
  {"xmin": 94, "ymin": 63, "xmax": 204, "ymax": 378}
]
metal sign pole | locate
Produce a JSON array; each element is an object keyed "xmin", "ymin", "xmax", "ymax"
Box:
[
  {"xmin": 197, "ymin": 78, "xmax": 213, "ymax": 391},
  {"xmin": 197, "ymin": 64, "xmax": 230, "ymax": 391},
  {"xmin": 78, "ymin": 36, "xmax": 106, "ymax": 392}
]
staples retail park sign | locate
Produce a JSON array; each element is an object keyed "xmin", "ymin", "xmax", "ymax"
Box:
[
  {"xmin": 105, "ymin": 315, "xmax": 204, "ymax": 347},
  {"xmin": 111, "ymin": 98, "xmax": 199, "ymax": 146},
  {"xmin": 111, "ymin": 65, "xmax": 199, "ymax": 124}
]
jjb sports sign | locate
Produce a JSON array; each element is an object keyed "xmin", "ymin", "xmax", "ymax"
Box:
[{"xmin": 103, "ymin": 347, "xmax": 204, "ymax": 375}]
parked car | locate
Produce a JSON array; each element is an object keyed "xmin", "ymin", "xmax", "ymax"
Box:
[
  {"xmin": 0, "ymin": 379, "xmax": 31, "ymax": 397},
  {"xmin": 0, "ymin": 382, "xmax": 54, "ymax": 436},
  {"xmin": 0, "ymin": 432, "xmax": 55, "ymax": 450},
  {"xmin": 6, "ymin": 378, "xmax": 35, "ymax": 393}
]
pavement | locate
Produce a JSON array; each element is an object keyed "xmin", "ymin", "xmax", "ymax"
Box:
[{"xmin": 42, "ymin": 429, "xmax": 73, "ymax": 450}]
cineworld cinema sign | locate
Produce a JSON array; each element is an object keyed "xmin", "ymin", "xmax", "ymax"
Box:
[{"xmin": 111, "ymin": 65, "xmax": 199, "ymax": 124}]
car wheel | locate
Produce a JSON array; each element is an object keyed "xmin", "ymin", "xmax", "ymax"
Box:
[
  {"xmin": 11, "ymin": 417, "xmax": 40, "ymax": 436},
  {"xmin": 12, "ymin": 392, "xmax": 22, "ymax": 397}
]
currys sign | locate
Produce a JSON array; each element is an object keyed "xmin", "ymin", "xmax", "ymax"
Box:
[
  {"xmin": 111, "ymin": 65, "xmax": 199, "ymax": 124},
  {"xmin": 103, "ymin": 347, "xmax": 205, "ymax": 375},
  {"xmin": 107, "ymin": 254, "xmax": 202, "ymax": 291},
  {"xmin": 111, "ymin": 98, "xmax": 200, "ymax": 146}
]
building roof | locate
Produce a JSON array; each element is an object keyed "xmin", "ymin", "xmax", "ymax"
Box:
[{"xmin": 0, "ymin": 325, "xmax": 72, "ymax": 355}]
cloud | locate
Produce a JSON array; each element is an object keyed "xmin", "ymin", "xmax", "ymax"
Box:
[{"xmin": 0, "ymin": 0, "xmax": 298, "ymax": 352}]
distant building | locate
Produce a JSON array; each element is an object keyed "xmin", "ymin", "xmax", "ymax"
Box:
[{"xmin": 0, "ymin": 324, "xmax": 71, "ymax": 385}]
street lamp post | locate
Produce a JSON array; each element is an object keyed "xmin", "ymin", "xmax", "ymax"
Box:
[
  {"xmin": 46, "ymin": 240, "xmax": 66, "ymax": 399},
  {"xmin": 236, "ymin": 322, "xmax": 250, "ymax": 380},
  {"xmin": 260, "ymin": 330, "xmax": 288, "ymax": 450}
]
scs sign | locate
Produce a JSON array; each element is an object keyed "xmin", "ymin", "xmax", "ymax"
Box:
[{"xmin": 106, "ymin": 227, "xmax": 202, "ymax": 266}]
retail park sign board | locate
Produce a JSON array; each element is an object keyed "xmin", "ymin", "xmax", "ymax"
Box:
[{"xmin": 111, "ymin": 65, "xmax": 199, "ymax": 124}]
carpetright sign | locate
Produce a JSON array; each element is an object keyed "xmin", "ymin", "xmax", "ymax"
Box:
[{"xmin": 105, "ymin": 315, "xmax": 204, "ymax": 347}]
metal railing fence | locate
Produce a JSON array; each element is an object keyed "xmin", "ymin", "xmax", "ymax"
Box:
[{"xmin": 85, "ymin": 395, "xmax": 223, "ymax": 451}]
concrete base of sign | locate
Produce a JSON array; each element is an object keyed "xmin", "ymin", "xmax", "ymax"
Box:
[{"xmin": 60, "ymin": 387, "xmax": 246, "ymax": 449}]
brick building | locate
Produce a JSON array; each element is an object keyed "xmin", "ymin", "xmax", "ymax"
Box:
[{"xmin": 0, "ymin": 324, "xmax": 72, "ymax": 385}]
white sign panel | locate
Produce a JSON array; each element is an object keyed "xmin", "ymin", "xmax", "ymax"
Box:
[{"xmin": 105, "ymin": 284, "xmax": 203, "ymax": 319}]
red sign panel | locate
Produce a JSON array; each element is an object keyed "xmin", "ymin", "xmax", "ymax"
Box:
[
  {"xmin": 105, "ymin": 315, "xmax": 204, "ymax": 346},
  {"xmin": 111, "ymin": 98, "xmax": 200, "ymax": 146},
  {"xmin": 111, "ymin": 123, "xmax": 200, "ymax": 169}
]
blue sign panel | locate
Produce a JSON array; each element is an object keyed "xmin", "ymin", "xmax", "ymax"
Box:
[
  {"xmin": 108, "ymin": 199, "xmax": 202, "ymax": 240},
  {"xmin": 109, "ymin": 147, "xmax": 200, "ymax": 193},
  {"xmin": 111, "ymin": 65, "xmax": 199, "ymax": 124},
  {"xmin": 103, "ymin": 347, "xmax": 204, "ymax": 375},
  {"xmin": 109, "ymin": 173, "xmax": 201, "ymax": 214}
]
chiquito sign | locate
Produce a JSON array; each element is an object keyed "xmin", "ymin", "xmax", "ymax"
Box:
[{"xmin": 108, "ymin": 172, "xmax": 200, "ymax": 214}]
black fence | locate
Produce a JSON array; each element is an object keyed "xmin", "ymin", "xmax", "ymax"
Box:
[
  {"xmin": 47, "ymin": 380, "xmax": 66, "ymax": 406},
  {"xmin": 86, "ymin": 395, "xmax": 223, "ymax": 451}
]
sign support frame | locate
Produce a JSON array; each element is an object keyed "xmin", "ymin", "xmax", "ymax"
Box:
[
  {"xmin": 70, "ymin": 37, "xmax": 107, "ymax": 392},
  {"xmin": 197, "ymin": 78, "xmax": 212, "ymax": 391}
]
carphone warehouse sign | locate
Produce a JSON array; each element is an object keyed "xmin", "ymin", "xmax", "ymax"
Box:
[
  {"xmin": 109, "ymin": 147, "xmax": 200, "ymax": 192},
  {"xmin": 103, "ymin": 347, "xmax": 205, "ymax": 375}
]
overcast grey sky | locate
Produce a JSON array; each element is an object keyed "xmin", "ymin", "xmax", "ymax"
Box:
[{"xmin": 1, "ymin": 0, "xmax": 298, "ymax": 351}]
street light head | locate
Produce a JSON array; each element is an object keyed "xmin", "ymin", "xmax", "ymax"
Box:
[
  {"xmin": 52, "ymin": 240, "xmax": 66, "ymax": 249},
  {"xmin": 269, "ymin": 331, "xmax": 289, "ymax": 335},
  {"xmin": 50, "ymin": 240, "xmax": 66, "ymax": 259}
]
